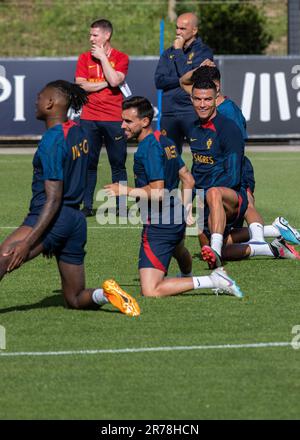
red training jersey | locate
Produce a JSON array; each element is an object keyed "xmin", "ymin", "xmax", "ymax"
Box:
[{"xmin": 75, "ymin": 48, "xmax": 129, "ymax": 121}]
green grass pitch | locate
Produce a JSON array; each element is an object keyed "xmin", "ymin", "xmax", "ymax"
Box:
[{"xmin": 0, "ymin": 150, "xmax": 299, "ymax": 420}]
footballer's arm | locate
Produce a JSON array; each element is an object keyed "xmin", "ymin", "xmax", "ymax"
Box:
[
  {"xmin": 179, "ymin": 165, "xmax": 194, "ymax": 204},
  {"xmin": 179, "ymin": 165, "xmax": 195, "ymax": 226},
  {"xmin": 5, "ymin": 180, "xmax": 63, "ymax": 271},
  {"xmin": 75, "ymin": 77, "xmax": 108, "ymax": 92},
  {"xmin": 105, "ymin": 180, "xmax": 165, "ymax": 202},
  {"xmin": 179, "ymin": 69, "xmax": 196, "ymax": 95}
]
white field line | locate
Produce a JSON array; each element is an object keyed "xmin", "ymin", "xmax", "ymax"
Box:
[{"xmin": 0, "ymin": 342, "xmax": 292, "ymax": 358}]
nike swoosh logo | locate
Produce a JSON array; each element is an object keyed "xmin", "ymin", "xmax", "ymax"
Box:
[
  {"xmin": 190, "ymin": 138, "xmax": 197, "ymax": 142},
  {"xmin": 115, "ymin": 136, "xmax": 123, "ymax": 141}
]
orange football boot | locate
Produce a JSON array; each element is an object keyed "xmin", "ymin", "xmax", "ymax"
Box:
[{"xmin": 102, "ymin": 279, "xmax": 140, "ymax": 317}]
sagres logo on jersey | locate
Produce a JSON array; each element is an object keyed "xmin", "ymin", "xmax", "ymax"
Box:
[
  {"xmin": 164, "ymin": 145, "xmax": 177, "ymax": 160},
  {"xmin": 206, "ymin": 138, "xmax": 213, "ymax": 149}
]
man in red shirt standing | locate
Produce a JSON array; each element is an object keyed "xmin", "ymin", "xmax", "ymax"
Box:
[{"xmin": 76, "ymin": 19, "xmax": 129, "ymax": 216}]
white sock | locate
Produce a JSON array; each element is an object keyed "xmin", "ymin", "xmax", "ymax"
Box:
[
  {"xmin": 211, "ymin": 233, "xmax": 223, "ymax": 256},
  {"xmin": 248, "ymin": 242, "xmax": 274, "ymax": 257},
  {"xmin": 92, "ymin": 288, "xmax": 108, "ymax": 306},
  {"xmin": 249, "ymin": 222, "xmax": 264, "ymax": 242},
  {"xmin": 264, "ymin": 225, "xmax": 280, "ymax": 238},
  {"xmin": 193, "ymin": 276, "xmax": 214, "ymax": 289}
]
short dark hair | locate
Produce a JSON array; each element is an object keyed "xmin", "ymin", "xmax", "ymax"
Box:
[
  {"xmin": 192, "ymin": 80, "xmax": 217, "ymax": 94},
  {"xmin": 122, "ymin": 96, "xmax": 154, "ymax": 122},
  {"xmin": 90, "ymin": 19, "xmax": 113, "ymax": 38},
  {"xmin": 46, "ymin": 80, "xmax": 88, "ymax": 112},
  {"xmin": 191, "ymin": 65, "xmax": 221, "ymax": 84}
]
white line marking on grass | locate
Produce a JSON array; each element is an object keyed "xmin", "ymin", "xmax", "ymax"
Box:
[{"xmin": 0, "ymin": 342, "xmax": 292, "ymax": 358}]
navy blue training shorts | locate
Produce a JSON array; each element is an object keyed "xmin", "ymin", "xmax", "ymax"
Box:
[
  {"xmin": 139, "ymin": 222, "xmax": 186, "ymax": 274},
  {"xmin": 23, "ymin": 205, "xmax": 87, "ymax": 265}
]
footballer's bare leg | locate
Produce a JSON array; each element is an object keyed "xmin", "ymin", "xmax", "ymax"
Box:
[
  {"xmin": 0, "ymin": 226, "xmax": 33, "ymax": 254},
  {"xmin": 244, "ymin": 191, "xmax": 264, "ymax": 226},
  {"xmin": 139, "ymin": 266, "xmax": 244, "ymax": 298},
  {"xmin": 216, "ymin": 191, "xmax": 265, "ymax": 245},
  {"xmin": 172, "ymin": 239, "xmax": 192, "ymax": 275},
  {"xmin": 221, "ymin": 243, "xmax": 251, "ymax": 260},
  {"xmin": 228, "ymin": 228, "xmax": 250, "ymax": 243},
  {"xmin": 202, "ymin": 187, "xmax": 241, "ymax": 266},
  {"xmin": 206, "ymin": 186, "xmax": 239, "ymax": 234},
  {"xmin": 198, "ymin": 231, "xmax": 209, "ymax": 247},
  {"xmin": 0, "ymin": 226, "xmax": 43, "ymax": 280},
  {"xmin": 140, "ymin": 268, "xmax": 194, "ymax": 297},
  {"xmin": 58, "ymin": 261, "xmax": 141, "ymax": 316},
  {"xmin": 57, "ymin": 260, "xmax": 98, "ymax": 309}
]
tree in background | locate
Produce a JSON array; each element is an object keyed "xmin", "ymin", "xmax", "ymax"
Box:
[
  {"xmin": 177, "ymin": 0, "xmax": 272, "ymax": 54},
  {"xmin": 0, "ymin": 0, "xmax": 278, "ymax": 56}
]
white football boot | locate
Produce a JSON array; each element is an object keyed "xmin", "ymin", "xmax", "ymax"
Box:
[{"xmin": 210, "ymin": 267, "xmax": 244, "ymax": 298}]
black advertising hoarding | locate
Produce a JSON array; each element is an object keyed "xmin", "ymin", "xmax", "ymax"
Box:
[
  {"xmin": 0, "ymin": 57, "xmax": 159, "ymax": 137},
  {"xmin": 220, "ymin": 56, "xmax": 300, "ymax": 138},
  {"xmin": 0, "ymin": 56, "xmax": 300, "ymax": 138}
]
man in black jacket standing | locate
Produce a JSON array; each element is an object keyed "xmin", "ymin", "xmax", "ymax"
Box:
[{"xmin": 155, "ymin": 12, "xmax": 214, "ymax": 154}]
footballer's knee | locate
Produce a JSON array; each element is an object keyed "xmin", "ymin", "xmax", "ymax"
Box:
[
  {"xmin": 141, "ymin": 284, "xmax": 163, "ymax": 297},
  {"xmin": 63, "ymin": 293, "xmax": 82, "ymax": 309},
  {"xmin": 0, "ymin": 255, "xmax": 10, "ymax": 280},
  {"xmin": 141, "ymin": 287, "xmax": 158, "ymax": 297},
  {"xmin": 206, "ymin": 187, "xmax": 222, "ymax": 205}
]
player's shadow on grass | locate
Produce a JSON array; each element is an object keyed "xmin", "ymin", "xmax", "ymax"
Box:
[
  {"xmin": 0, "ymin": 290, "xmax": 123, "ymax": 314},
  {"xmin": 0, "ymin": 292, "xmax": 64, "ymax": 314},
  {"xmin": 183, "ymin": 291, "xmax": 217, "ymax": 297}
]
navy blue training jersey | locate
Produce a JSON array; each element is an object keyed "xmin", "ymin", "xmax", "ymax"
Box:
[
  {"xmin": 187, "ymin": 112, "xmax": 245, "ymax": 191},
  {"xmin": 133, "ymin": 132, "xmax": 185, "ymax": 225},
  {"xmin": 218, "ymin": 98, "xmax": 248, "ymax": 140},
  {"xmin": 241, "ymin": 156, "xmax": 255, "ymax": 194},
  {"xmin": 155, "ymin": 37, "xmax": 213, "ymax": 115},
  {"xmin": 217, "ymin": 100, "xmax": 255, "ymax": 191},
  {"xmin": 29, "ymin": 121, "xmax": 89, "ymax": 214}
]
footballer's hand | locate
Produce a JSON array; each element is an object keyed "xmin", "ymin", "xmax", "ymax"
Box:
[
  {"xmin": 104, "ymin": 183, "xmax": 128, "ymax": 197},
  {"xmin": 3, "ymin": 240, "xmax": 31, "ymax": 272},
  {"xmin": 173, "ymin": 35, "xmax": 185, "ymax": 50},
  {"xmin": 91, "ymin": 44, "xmax": 106, "ymax": 61},
  {"xmin": 200, "ymin": 59, "xmax": 216, "ymax": 67},
  {"xmin": 185, "ymin": 203, "xmax": 195, "ymax": 226}
]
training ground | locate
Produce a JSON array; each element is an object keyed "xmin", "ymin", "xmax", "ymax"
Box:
[{"xmin": 0, "ymin": 144, "xmax": 299, "ymax": 420}]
